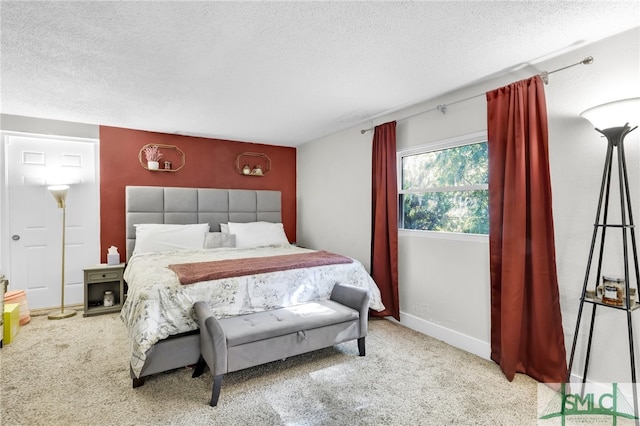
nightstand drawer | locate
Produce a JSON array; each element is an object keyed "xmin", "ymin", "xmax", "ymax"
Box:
[{"xmin": 87, "ymin": 271, "xmax": 121, "ymax": 282}]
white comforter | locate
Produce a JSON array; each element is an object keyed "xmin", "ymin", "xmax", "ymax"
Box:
[{"xmin": 120, "ymin": 244, "xmax": 385, "ymax": 377}]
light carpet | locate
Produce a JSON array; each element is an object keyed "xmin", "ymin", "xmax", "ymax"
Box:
[{"xmin": 1, "ymin": 311, "xmax": 540, "ymax": 425}]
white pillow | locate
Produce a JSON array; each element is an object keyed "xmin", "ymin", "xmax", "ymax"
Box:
[
  {"xmin": 226, "ymin": 221, "xmax": 289, "ymax": 248},
  {"xmin": 204, "ymin": 232, "xmax": 236, "ymax": 249},
  {"xmin": 133, "ymin": 223, "xmax": 209, "ymax": 254},
  {"xmin": 220, "ymin": 223, "xmax": 229, "ymax": 233}
]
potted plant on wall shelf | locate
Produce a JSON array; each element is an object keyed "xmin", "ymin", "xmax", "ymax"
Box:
[{"xmin": 143, "ymin": 145, "xmax": 163, "ymax": 170}]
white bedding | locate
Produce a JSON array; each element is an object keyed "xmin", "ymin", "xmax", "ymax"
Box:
[{"xmin": 120, "ymin": 244, "xmax": 385, "ymax": 377}]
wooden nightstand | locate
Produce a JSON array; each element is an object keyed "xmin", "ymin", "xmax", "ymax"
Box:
[{"xmin": 83, "ymin": 263, "xmax": 126, "ymax": 317}]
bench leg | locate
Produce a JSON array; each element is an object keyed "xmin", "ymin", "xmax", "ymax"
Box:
[
  {"xmin": 192, "ymin": 355, "xmax": 207, "ymax": 378},
  {"xmin": 210, "ymin": 374, "xmax": 224, "ymax": 407},
  {"xmin": 358, "ymin": 337, "xmax": 366, "ymax": 356}
]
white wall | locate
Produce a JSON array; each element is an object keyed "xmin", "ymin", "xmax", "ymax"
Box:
[
  {"xmin": 296, "ymin": 125, "xmax": 374, "ymax": 269},
  {"xmin": 0, "ymin": 114, "xmax": 99, "ymax": 140},
  {"xmin": 298, "ymin": 27, "xmax": 640, "ymax": 384}
]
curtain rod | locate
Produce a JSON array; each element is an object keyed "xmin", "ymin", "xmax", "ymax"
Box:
[{"xmin": 360, "ymin": 56, "xmax": 594, "ymax": 134}]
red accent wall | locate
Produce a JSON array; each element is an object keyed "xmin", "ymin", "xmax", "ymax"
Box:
[{"xmin": 99, "ymin": 126, "xmax": 296, "ymax": 262}]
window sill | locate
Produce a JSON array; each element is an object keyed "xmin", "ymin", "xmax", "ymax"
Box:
[{"xmin": 399, "ymin": 229, "xmax": 489, "ymax": 243}]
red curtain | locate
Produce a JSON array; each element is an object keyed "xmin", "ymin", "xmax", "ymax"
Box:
[
  {"xmin": 371, "ymin": 121, "xmax": 400, "ymax": 320},
  {"xmin": 486, "ymin": 76, "xmax": 567, "ymax": 384}
]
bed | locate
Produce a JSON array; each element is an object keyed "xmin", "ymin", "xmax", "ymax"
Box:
[{"xmin": 120, "ymin": 186, "xmax": 385, "ymax": 386}]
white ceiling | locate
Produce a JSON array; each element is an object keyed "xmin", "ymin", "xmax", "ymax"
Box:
[{"xmin": 1, "ymin": 1, "xmax": 639, "ymax": 147}]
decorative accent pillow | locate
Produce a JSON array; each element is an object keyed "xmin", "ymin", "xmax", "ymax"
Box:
[
  {"xmin": 133, "ymin": 223, "xmax": 209, "ymax": 254},
  {"xmin": 226, "ymin": 221, "xmax": 289, "ymax": 248},
  {"xmin": 204, "ymin": 232, "xmax": 236, "ymax": 249},
  {"xmin": 220, "ymin": 223, "xmax": 229, "ymax": 233}
]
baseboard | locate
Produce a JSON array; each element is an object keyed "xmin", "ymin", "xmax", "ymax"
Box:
[{"xmin": 398, "ymin": 311, "xmax": 491, "ymax": 361}]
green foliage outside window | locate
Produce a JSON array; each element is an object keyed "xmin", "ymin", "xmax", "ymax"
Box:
[{"xmin": 400, "ymin": 142, "xmax": 489, "ymax": 234}]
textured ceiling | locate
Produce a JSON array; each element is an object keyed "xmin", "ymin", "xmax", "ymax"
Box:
[{"xmin": 1, "ymin": 1, "xmax": 639, "ymax": 146}]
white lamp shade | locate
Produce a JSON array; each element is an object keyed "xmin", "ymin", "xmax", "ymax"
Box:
[
  {"xmin": 580, "ymin": 97, "xmax": 640, "ymax": 130},
  {"xmin": 48, "ymin": 185, "xmax": 69, "ymax": 208}
]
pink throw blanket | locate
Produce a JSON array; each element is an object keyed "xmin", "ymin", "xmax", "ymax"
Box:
[{"xmin": 168, "ymin": 250, "xmax": 353, "ymax": 285}]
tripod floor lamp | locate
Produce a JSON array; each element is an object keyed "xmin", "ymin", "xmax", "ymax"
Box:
[
  {"xmin": 48, "ymin": 185, "xmax": 76, "ymax": 320},
  {"xmin": 567, "ymin": 97, "xmax": 640, "ymax": 417}
]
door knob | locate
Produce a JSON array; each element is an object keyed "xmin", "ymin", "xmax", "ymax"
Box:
[{"xmin": 11, "ymin": 234, "xmax": 20, "ymax": 241}]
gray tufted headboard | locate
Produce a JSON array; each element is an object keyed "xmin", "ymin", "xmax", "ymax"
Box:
[{"xmin": 125, "ymin": 186, "xmax": 282, "ymax": 261}]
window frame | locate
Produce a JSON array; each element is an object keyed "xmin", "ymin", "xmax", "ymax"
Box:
[{"xmin": 397, "ymin": 130, "xmax": 489, "ymax": 241}]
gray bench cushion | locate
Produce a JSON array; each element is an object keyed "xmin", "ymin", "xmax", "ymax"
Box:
[{"xmin": 219, "ymin": 300, "xmax": 358, "ymax": 347}]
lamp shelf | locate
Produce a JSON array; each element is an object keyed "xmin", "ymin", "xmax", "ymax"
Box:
[
  {"xmin": 583, "ymin": 296, "xmax": 640, "ymax": 312},
  {"xmin": 235, "ymin": 152, "xmax": 271, "ymax": 176},
  {"xmin": 138, "ymin": 144, "xmax": 185, "ymax": 172}
]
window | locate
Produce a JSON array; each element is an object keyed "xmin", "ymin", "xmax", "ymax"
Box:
[{"xmin": 398, "ymin": 131, "xmax": 489, "ymax": 235}]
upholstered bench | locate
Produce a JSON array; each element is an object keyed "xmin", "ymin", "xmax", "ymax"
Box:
[{"xmin": 192, "ymin": 283, "xmax": 370, "ymax": 406}]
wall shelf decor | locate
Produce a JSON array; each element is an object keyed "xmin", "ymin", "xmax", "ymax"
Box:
[
  {"xmin": 235, "ymin": 152, "xmax": 271, "ymax": 176},
  {"xmin": 138, "ymin": 144, "xmax": 185, "ymax": 172}
]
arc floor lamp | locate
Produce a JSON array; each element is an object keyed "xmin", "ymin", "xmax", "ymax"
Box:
[{"xmin": 48, "ymin": 185, "xmax": 76, "ymax": 320}]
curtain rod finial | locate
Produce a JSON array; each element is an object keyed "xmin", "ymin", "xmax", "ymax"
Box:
[
  {"xmin": 540, "ymin": 71, "xmax": 549, "ymax": 85},
  {"xmin": 582, "ymin": 56, "xmax": 594, "ymax": 65}
]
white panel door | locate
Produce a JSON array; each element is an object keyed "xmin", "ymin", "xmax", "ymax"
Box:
[{"xmin": 5, "ymin": 134, "xmax": 99, "ymax": 309}]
